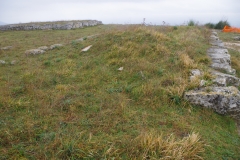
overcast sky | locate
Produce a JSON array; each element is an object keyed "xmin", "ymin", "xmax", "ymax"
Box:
[{"xmin": 0, "ymin": 0, "xmax": 239, "ymax": 27}]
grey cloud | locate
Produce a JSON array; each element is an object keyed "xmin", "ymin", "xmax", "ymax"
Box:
[{"xmin": 0, "ymin": 0, "xmax": 239, "ymax": 27}]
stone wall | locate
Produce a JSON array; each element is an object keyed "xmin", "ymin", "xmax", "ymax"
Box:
[
  {"xmin": 0, "ymin": 20, "xmax": 102, "ymax": 31},
  {"xmin": 184, "ymin": 31, "xmax": 240, "ymax": 126}
]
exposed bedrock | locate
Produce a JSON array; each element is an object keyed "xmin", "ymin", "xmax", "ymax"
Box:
[{"xmin": 0, "ymin": 20, "xmax": 102, "ymax": 31}]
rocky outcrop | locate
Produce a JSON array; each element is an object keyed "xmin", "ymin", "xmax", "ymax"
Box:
[
  {"xmin": 185, "ymin": 86, "xmax": 240, "ymax": 120},
  {"xmin": 211, "ymin": 70, "xmax": 240, "ymax": 87},
  {"xmin": 184, "ymin": 31, "xmax": 240, "ymax": 122},
  {"xmin": 0, "ymin": 20, "xmax": 102, "ymax": 31}
]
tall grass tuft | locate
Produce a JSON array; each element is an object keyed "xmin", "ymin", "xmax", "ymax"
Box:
[{"xmin": 133, "ymin": 131, "xmax": 205, "ymax": 159}]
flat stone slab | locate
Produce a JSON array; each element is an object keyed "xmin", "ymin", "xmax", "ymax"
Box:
[
  {"xmin": 81, "ymin": 45, "xmax": 92, "ymax": 52},
  {"xmin": 184, "ymin": 86, "xmax": 240, "ymax": 119},
  {"xmin": 210, "ymin": 35, "xmax": 219, "ymax": 41},
  {"xmin": 207, "ymin": 47, "xmax": 235, "ymax": 74},
  {"xmin": 212, "ymin": 70, "xmax": 240, "ymax": 87}
]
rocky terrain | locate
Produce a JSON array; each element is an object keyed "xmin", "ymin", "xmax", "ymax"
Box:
[
  {"xmin": 184, "ymin": 31, "xmax": 240, "ymax": 134},
  {"xmin": 0, "ymin": 20, "xmax": 102, "ymax": 31}
]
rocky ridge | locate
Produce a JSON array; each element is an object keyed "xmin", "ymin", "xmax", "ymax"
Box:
[
  {"xmin": 184, "ymin": 31, "xmax": 240, "ymax": 133},
  {"xmin": 0, "ymin": 20, "xmax": 102, "ymax": 31}
]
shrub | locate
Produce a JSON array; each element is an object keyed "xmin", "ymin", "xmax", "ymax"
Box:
[
  {"xmin": 205, "ymin": 23, "xmax": 215, "ymax": 29},
  {"xmin": 188, "ymin": 20, "xmax": 195, "ymax": 26},
  {"xmin": 214, "ymin": 20, "xmax": 230, "ymax": 29},
  {"xmin": 205, "ymin": 20, "xmax": 231, "ymax": 29}
]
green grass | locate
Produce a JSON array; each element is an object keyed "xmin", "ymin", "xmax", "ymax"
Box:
[{"xmin": 0, "ymin": 25, "xmax": 240, "ymax": 159}]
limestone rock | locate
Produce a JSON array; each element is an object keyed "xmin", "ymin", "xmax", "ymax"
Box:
[
  {"xmin": 190, "ymin": 69, "xmax": 201, "ymax": 81},
  {"xmin": 50, "ymin": 44, "xmax": 63, "ymax": 50},
  {"xmin": 0, "ymin": 20, "xmax": 102, "ymax": 31},
  {"xmin": 38, "ymin": 46, "xmax": 49, "ymax": 51},
  {"xmin": 209, "ymin": 33, "xmax": 225, "ymax": 48},
  {"xmin": 233, "ymin": 36, "xmax": 240, "ymax": 41},
  {"xmin": 81, "ymin": 45, "xmax": 92, "ymax": 52},
  {"xmin": 200, "ymin": 80, "xmax": 207, "ymax": 87},
  {"xmin": 212, "ymin": 70, "xmax": 240, "ymax": 87},
  {"xmin": 25, "ymin": 49, "xmax": 45, "ymax": 55},
  {"xmin": 1, "ymin": 46, "xmax": 13, "ymax": 50},
  {"xmin": 118, "ymin": 67, "xmax": 124, "ymax": 71},
  {"xmin": 210, "ymin": 35, "xmax": 219, "ymax": 41},
  {"xmin": 0, "ymin": 60, "xmax": 6, "ymax": 64},
  {"xmin": 184, "ymin": 86, "xmax": 240, "ymax": 119},
  {"xmin": 184, "ymin": 31, "xmax": 240, "ymax": 121},
  {"xmin": 207, "ymin": 47, "xmax": 236, "ymax": 74},
  {"xmin": 212, "ymin": 31, "xmax": 218, "ymax": 36}
]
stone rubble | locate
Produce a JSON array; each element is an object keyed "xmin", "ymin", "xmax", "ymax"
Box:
[{"xmin": 184, "ymin": 31, "xmax": 240, "ymax": 123}]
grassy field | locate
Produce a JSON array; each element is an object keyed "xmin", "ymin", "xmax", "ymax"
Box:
[{"xmin": 0, "ymin": 25, "xmax": 240, "ymax": 159}]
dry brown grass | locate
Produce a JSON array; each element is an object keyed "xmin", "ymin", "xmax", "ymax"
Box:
[{"xmin": 133, "ymin": 131, "xmax": 205, "ymax": 159}]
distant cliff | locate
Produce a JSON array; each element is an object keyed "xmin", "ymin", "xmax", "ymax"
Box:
[{"xmin": 0, "ymin": 20, "xmax": 102, "ymax": 31}]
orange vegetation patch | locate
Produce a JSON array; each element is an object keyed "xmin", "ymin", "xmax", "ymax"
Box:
[{"xmin": 222, "ymin": 26, "xmax": 240, "ymax": 33}]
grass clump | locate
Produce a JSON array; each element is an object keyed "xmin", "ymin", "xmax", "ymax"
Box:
[{"xmin": 0, "ymin": 24, "xmax": 239, "ymax": 159}]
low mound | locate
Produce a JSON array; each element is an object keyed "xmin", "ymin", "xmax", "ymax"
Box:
[{"xmin": 0, "ymin": 25, "xmax": 239, "ymax": 159}]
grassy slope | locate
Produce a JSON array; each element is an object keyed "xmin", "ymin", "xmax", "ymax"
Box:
[{"xmin": 0, "ymin": 25, "xmax": 239, "ymax": 159}]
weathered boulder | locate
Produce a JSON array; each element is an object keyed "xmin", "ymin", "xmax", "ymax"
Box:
[
  {"xmin": 25, "ymin": 49, "xmax": 45, "ymax": 55},
  {"xmin": 184, "ymin": 86, "xmax": 240, "ymax": 119}
]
